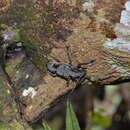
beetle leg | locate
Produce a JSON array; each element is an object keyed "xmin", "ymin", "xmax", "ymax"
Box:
[
  {"xmin": 48, "ymin": 71, "xmax": 57, "ymax": 77},
  {"xmin": 75, "ymin": 78, "xmax": 83, "ymax": 87},
  {"xmin": 69, "ymin": 76, "xmax": 94, "ymax": 95},
  {"xmin": 64, "ymin": 43, "xmax": 73, "ymax": 65},
  {"xmin": 75, "ymin": 75, "xmax": 91, "ymax": 87},
  {"xmin": 67, "ymin": 78, "xmax": 82, "ymax": 95},
  {"xmin": 77, "ymin": 59, "xmax": 96, "ymax": 68},
  {"xmin": 82, "ymin": 75, "xmax": 95, "ymax": 84},
  {"xmin": 68, "ymin": 76, "xmax": 88, "ymax": 95},
  {"xmin": 65, "ymin": 80, "xmax": 70, "ymax": 87}
]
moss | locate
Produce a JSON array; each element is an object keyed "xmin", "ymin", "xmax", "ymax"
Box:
[
  {"xmin": 9, "ymin": 121, "xmax": 26, "ymax": 130},
  {"xmin": 0, "ymin": 122, "xmax": 8, "ymax": 130},
  {"xmin": 0, "ymin": 75, "xmax": 10, "ymax": 107},
  {"xmin": 0, "ymin": 0, "xmax": 79, "ymax": 73},
  {"xmin": 0, "ymin": 120, "xmax": 32, "ymax": 130},
  {"xmin": 0, "ymin": 0, "xmax": 50, "ymax": 73},
  {"xmin": 0, "ymin": 66, "xmax": 32, "ymax": 129},
  {"xmin": 0, "ymin": 24, "xmax": 8, "ymax": 29},
  {"xmin": 15, "ymin": 29, "xmax": 21, "ymax": 42}
]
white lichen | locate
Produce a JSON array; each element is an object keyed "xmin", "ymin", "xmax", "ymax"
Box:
[
  {"xmin": 17, "ymin": 42, "xmax": 22, "ymax": 46},
  {"xmin": 104, "ymin": 37, "xmax": 130, "ymax": 52},
  {"xmin": 125, "ymin": 1, "xmax": 130, "ymax": 11},
  {"xmin": 22, "ymin": 87, "xmax": 37, "ymax": 98},
  {"xmin": 103, "ymin": 1, "xmax": 130, "ymax": 53},
  {"xmin": 25, "ymin": 74, "xmax": 29, "ymax": 79},
  {"xmin": 114, "ymin": 23, "xmax": 130, "ymax": 37},
  {"xmin": 29, "ymin": 105, "xmax": 33, "ymax": 110},
  {"xmin": 120, "ymin": 10, "xmax": 130, "ymax": 26},
  {"xmin": 103, "ymin": 39, "xmax": 118, "ymax": 49},
  {"xmin": 1, "ymin": 28, "xmax": 16, "ymax": 42},
  {"xmin": 16, "ymin": 71, "xmax": 19, "ymax": 74},
  {"xmin": 7, "ymin": 90, "xmax": 10, "ymax": 94},
  {"xmin": 82, "ymin": 0, "xmax": 95, "ymax": 12},
  {"xmin": 3, "ymin": 34, "xmax": 10, "ymax": 41}
]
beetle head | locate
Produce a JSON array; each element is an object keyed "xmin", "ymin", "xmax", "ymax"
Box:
[{"xmin": 47, "ymin": 62, "xmax": 60, "ymax": 74}]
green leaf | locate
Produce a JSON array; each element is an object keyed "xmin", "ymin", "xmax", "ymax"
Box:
[
  {"xmin": 0, "ymin": 24, "xmax": 8, "ymax": 28},
  {"xmin": 66, "ymin": 101, "xmax": 81, "ymax": 130},
  {"xmin": 88, "ymin": 109, "xmax": 112, "ymax": 128},
  {"xmin": 15, "ymin": 29, "xmax": 21, "ymax": 42},
  {"xmin": 43, "ymin": 121, "xmax": 52, "ymax": 130}
]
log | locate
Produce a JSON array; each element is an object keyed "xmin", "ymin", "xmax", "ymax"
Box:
[{"xmin": 0, "ymin": 0, "xmax": 130, "ymax": 123}]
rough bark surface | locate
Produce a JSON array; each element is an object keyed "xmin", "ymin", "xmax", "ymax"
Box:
[{"xmin": 0, "ymin": 0, "xmax": 130, "ymax": 124}]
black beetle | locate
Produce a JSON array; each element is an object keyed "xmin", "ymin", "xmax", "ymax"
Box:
[{"xmin": 47, "ymin": 60, "xmax": 95, "ymax": 86}]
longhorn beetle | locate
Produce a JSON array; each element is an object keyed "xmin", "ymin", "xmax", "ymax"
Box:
[{"xmin": 47, "ymin": 44, "xmax": 95, "ymax": 87}]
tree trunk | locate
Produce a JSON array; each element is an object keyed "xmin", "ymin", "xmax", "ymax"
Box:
[{"xmin": 0, "ymin": 0, "xmax": 130, "ymax": 123}]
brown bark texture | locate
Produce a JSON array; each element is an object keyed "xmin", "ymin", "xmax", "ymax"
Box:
[{"xmin": 0, "ymin": 0, "xmax": 130, "ymax": 123}]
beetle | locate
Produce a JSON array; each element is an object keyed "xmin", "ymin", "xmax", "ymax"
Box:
[{"xmin": 47, "ymin": 60, "xmax": 95, "ymax": 86}]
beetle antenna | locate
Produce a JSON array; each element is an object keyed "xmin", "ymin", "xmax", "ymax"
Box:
[
  {"xmin": 77, "ymin": 59, "xmax": 96, "ymax": 68},
  {"xmin": 64, "ymin": 43, "xmax": 72, "ymax": 65}
]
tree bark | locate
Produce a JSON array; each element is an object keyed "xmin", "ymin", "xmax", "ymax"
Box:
[{"xmin": 0, "ymin": 0, "xmax": 130, "ymax": 123}]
